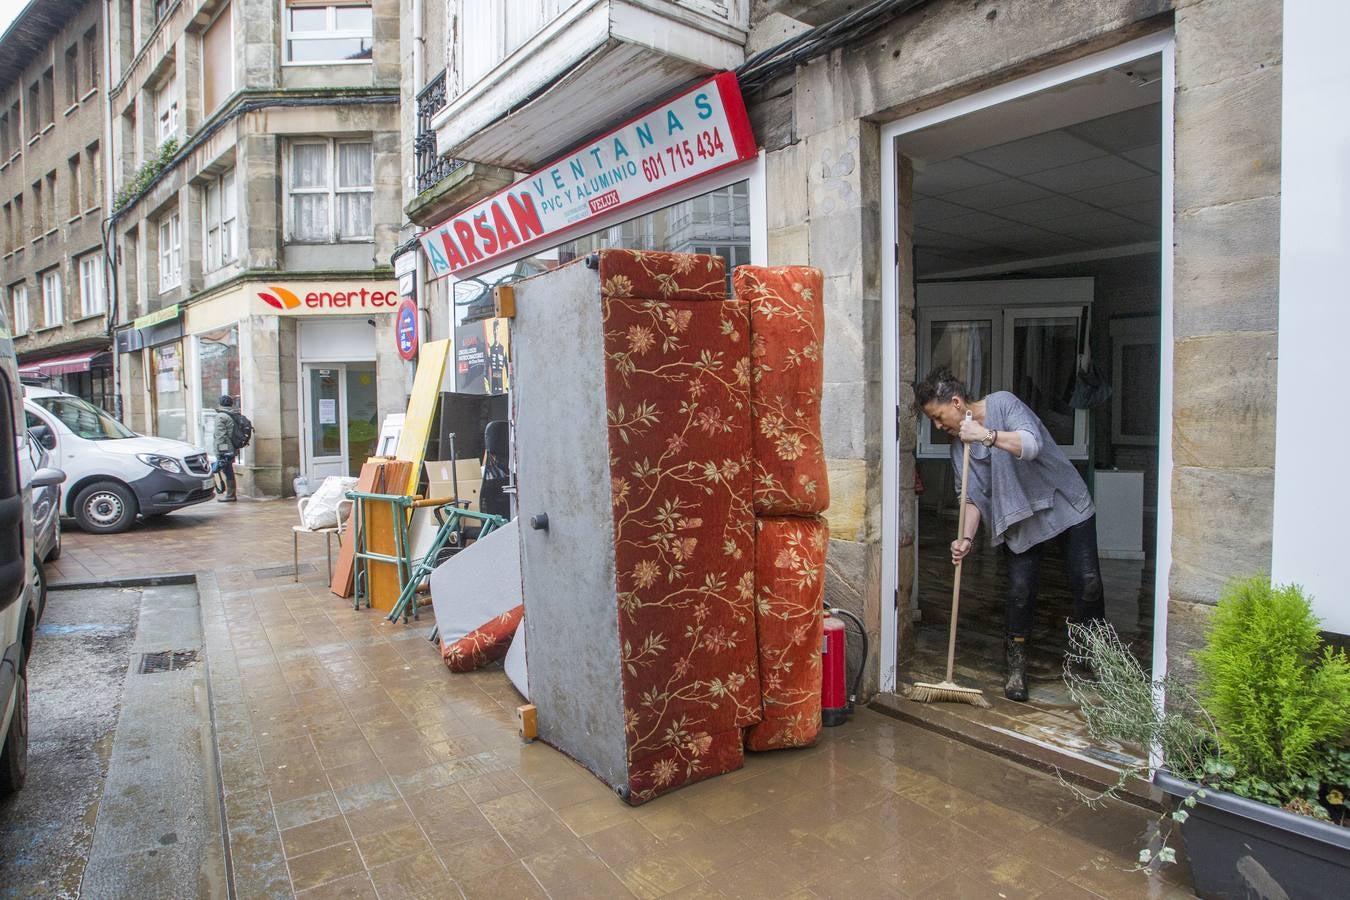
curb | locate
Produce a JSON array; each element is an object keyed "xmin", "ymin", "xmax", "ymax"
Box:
[{"xmin": 49, "ymin": 572, "xmax": 199, "ymax": 590}]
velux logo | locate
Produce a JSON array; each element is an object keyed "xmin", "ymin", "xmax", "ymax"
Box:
[{"xmin": 258, "ymin": 286, "xmax": 301, "ymax": 310}]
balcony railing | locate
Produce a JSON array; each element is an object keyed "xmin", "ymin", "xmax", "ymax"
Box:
[{"xmin": 416, "ymin": 72, "xmax": 466, "ymax": 194}]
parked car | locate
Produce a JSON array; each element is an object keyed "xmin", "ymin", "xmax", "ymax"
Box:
[
  {"xmin": 22, "ymin": 416, "xmax": 61, "ymax": 564},
  {"xmin": 23, "ymin": 387, "xmax": 214, "ymax": 534},
  {"xmin": 2, "ymin": 308, "xmax": 66, "ymax": 796}
]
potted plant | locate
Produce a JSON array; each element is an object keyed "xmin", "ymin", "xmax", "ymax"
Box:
[{"xmin": 1064, "ymin": 576, "xmax": 1350, "ymax": 898}]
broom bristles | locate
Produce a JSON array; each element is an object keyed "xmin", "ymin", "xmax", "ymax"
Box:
[{"xmin": 907, "ymin": 680, "xmax": 991, "ymax": 708}]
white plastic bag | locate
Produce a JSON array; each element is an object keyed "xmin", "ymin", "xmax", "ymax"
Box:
[{"xmin": 302, "ymin": 476, "xmax": 358, "ymax": 529}]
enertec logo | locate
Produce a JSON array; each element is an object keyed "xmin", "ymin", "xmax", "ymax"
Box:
[{"xmin": 258, "ymin": 286, "xmax": 301, "ymax": 310}]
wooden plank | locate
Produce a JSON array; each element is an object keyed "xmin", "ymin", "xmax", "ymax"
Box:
[
  {"xmin": 329, "ymin": 458, "xmax": 385, "ymax": 598},
  {"xmin": 395, "ymin": 339, "xmax": 451, "ymax": 497}
]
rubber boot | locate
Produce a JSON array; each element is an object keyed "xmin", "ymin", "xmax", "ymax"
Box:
[
  {"xmin": 218, "ymin": 486, "xmax": 237, "ymax": 503},
  {"xmin": 1005, "ymin": 637, "xmax": 1029, "ymax": 702}
]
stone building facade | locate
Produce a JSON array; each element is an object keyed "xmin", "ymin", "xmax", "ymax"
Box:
[
  {"xmin": 106, "ymin": 0, "xmax": 406, "ymax": 497},
  {"xmin": 1, "ymin": 0, "xmax": 114, "ymax": 405},
  {"xmin": 404, "ymin": 0, "xmax": 1312, "ymax": 733}
]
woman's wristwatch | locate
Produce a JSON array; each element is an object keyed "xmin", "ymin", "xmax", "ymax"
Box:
[{"xmin": 982, "ymin": 428, "xmax": 997, "ymax": 448}]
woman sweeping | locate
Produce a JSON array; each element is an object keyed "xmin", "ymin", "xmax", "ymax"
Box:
[{"xmin": 915, "ymin": 367, "xmax": 1105, "ymax": 701}]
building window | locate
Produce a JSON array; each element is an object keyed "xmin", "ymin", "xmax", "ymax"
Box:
[
  {"xmin": 27, "ymin": 81, "xmax": 40, "ymax": 135},
  {"xmin": 45, "ymin": 171, "xmax": 56, "ymax": 233},
  {"xmin": 155, "ymin": 0, "xmax": 175, "ymax": 21},
  {"xmin": 31, "ymin": 180, "xmax": 43, "ymax": 236},
  {"xmin": 9, "ymin": 284, "xmax": 28, "ymax": 335},
  {"xmin": 68, "ymin": 155, "xmax": 82, "ymax": 219},
  {"xmin": 201, "ymin": 5, "xmax": 234, "ymax": 114},
  {"xmin": 0, "ymin": 111, "xmax": 9, "ymax": 160},
  {"xmin": 41, "ymin": 268, "xmax": 62, "ymax": 327},
  {"xmin": 79, "ymin": 253, "xmax": 105, "ymax": 316},
  {"xmin": 85, "ymin": 143, "xmax": 100, "ymax": 210},
  {"xmin": 284, "ymin": 2, "xmax": 372, "ymax": 64},
  {"xmin": 155, "ymin": 79, "xmax": 178, "ymax": 146},
  {"xmin": 41, "ymin": 68, "xmax": 55, "ymax": 126},
  {"xmin": 203, "ymin": 169, "xmax": 236, "ymax": 270},
  {"xmin": 6, "ymin": 102, "xmax": 18, "ymax": 155},
  {"xmin": 65, "ymin": 45, "xmax": 79, "ymax": 108},
  {"xmin": 288, "ymin": 139, "xmax": 372, "ymax": 241},
  {"xmin": 83, "ymin": 28, "xmax": 99, "ymax": 94},
  {"xmin": 159, "ymin": 211, "xmax": 181, "ymax": 290},
  {"xmin": 11, "ymin": 195, "xmax": 22, "ymax": 247}
]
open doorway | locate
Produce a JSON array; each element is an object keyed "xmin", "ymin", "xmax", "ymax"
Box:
[{"xmin": 885, "ymin": 44, "xmax": 1169, "ymax": 767}]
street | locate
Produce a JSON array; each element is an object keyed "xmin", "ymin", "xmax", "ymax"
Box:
[{"xmin": 0, "ymin": 501, "xmax": 1196, "ymax": 898}]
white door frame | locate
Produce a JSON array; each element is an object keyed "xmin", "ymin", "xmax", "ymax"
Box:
[
  {"xmin": 300, "ymin": 362, "xmax": 350, "ymax": 478},
  {"xmin": 878, "ymin": 30, "xmax": 1176, "ymax": 693}
]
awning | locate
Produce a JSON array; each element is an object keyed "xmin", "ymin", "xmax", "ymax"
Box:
[{"xmin": 18, "ymin": 349, "xmax": 108, "ymax": 377}]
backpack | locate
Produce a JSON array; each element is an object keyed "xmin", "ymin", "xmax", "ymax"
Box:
[{"xmin": 225, "ymin": 409, "xmax": 254, "ymax": 449}]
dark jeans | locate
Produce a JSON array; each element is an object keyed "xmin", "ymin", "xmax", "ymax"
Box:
[
  {"xmin": 1002, "ymin": 515, "xmax": 1105, "ymax": 639},
  {"xmin": 218, "ymin": 453, "xmax": 236, "ymax": 492}
]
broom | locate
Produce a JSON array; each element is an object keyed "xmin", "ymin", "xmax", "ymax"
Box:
[{"xmin": 908, "ymin": 412, "xmax": 990, "ymax": 708}]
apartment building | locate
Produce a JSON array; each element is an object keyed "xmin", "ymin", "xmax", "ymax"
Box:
[
  {"xmin": 401, "ymin": 0, "xmax": 1348, "ymax": 774},
  {"xmin": 106, "ymin": 0, "xmax": 405, "ymax": 497},
  {"xmin": 1, "ymin": 0, "xmax": 113, "ymax": 407}
]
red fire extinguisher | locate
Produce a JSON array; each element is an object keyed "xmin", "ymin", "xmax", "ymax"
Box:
[{"xmin": 821, "ymin": 606, "xmax": 868, "ymax": 727}]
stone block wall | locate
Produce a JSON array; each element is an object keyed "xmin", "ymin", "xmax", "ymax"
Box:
[{"xmin": 1168, "ymin": 0, "xmax": 1282, "ymax": 671}]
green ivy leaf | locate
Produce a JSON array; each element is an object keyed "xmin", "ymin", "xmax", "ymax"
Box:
[
  {"xmin": 1137, "ymin": 849, "xmax": 1152, "ymax": 864},
  {"xmin": 1171, "ymin": 810, "xmax": 1189, "ymax": 823},
  {"xmin": 1157, "ymin": 847, "xmax": 1177, "ymax": 864}
]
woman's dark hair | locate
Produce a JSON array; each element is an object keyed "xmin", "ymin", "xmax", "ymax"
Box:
[{"xmin": 913, "ymin": 366, "xmax": 971, "ymax": 412}]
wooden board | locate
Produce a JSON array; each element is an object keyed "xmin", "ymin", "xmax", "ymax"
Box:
[
  {"xmin": 366, "ymin": 459, "xmax": 413, "ymax": 613},
  {"xmin": 329, "ymin": 458, "xmax": 385, "ymax": 597},
  {"xmin": 395, "ymin": 339, "xmax": 451, "ymax": 497}
]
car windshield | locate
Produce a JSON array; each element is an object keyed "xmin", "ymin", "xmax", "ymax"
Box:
[{"xmin": 33, "ymin": 396, "xmax": 136, "ymax": 440}]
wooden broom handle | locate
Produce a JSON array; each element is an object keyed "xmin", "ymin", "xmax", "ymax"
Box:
[{"xmin": 946, "ymin": 412, "xmax": 973, "ymax": 683}]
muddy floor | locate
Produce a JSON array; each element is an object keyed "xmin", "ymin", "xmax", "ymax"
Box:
[{"xmin": 0, "ymin": 586, "xmax": 140, "ymax": 899}]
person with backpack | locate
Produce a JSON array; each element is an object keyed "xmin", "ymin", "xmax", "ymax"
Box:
[{"xmin": 213, "ymin": 395, "xmax": 252, "ymax": 502}]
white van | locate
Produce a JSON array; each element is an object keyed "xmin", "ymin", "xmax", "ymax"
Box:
[{"xmin": 23, "ymin": 387, "xmax": 215, "ymax": 534}]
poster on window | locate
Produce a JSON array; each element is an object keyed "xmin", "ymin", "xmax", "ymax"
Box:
[{"xmin": 454, "ymin": 317, "xmax": 510, "ymax": 395}]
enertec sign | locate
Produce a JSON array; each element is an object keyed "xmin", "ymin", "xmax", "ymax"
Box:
[
  {"xmin": 420, "ymin": 72, "xmax": 756, "ymax": 281},
  {"xmin": 254, "ymin": 283, "xmax": 400, "ymax": 315}
]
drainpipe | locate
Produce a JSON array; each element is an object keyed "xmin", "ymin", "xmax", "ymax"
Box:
[
  {"xmin": 412, "ymin": 0, "xmax": 423, "ymax": 92},
  {"xmin": 101, "ymin": 0, "xmax": 122, "ymax": 421}
]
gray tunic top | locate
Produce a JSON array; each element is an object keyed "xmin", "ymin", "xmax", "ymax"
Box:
[{"xmin": 952, "ymin": 391, "xmax": 1093, "ymax": 554}]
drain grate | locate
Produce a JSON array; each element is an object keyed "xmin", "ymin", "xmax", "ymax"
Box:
[
  {"xmin": 137, "ymin": 649, "xmax": 200, "ymax": 674},
  {"xmin": 253, "ymin": 563, "xmax": 314, "ymax": 579}
]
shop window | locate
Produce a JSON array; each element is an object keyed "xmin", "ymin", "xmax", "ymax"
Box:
[
  {"xmin": 283, "ymin": 2, "xmax": 372, "ymax": 64},
  {"xmin": 9, "ymin": 283, "xmax": 28, "ymax": 335},
  {"xmin": 79, "ymin": 252, "xmax": 105, "ymax": 316},
  {"xmin": 195, "ymin": 326, "xmax": 241, "ymax": 458},
  {"xmin": 201, "ymin": 5, "xmax": 234, "ymax": 114},
  {"xmin": 158, "ymin": 211, "xmax": 181, "ymax": 290},
  {"xmin": 916, "ymin": 300, "xmax": 1090, "ymax": 459},
  {"xmin": 149, "ymin": 342, "xmax": 188, "ymax": 442},
  {"xmin": 155, "ymin": 78, "xmax": 178, "ymax": 147},
  {"xmin": 41, "ymin": 267, "xmax": 62, "ymax": 327},
  {"xmin": 287, "ymin": 138, "xmax": 372, "ymax": 242},
  {"xmin": 203, "ymin": 169, "xmax": 236, "ymax": 270}
]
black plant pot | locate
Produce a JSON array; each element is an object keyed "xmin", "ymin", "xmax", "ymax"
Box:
[{"xmin": 1155, "ymin": 771, "xmax": 1350, "ymax": 899}]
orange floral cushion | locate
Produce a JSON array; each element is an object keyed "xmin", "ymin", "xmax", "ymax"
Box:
[
  {"xmin": 733, "ymin": 265, "xmax": 829, "ymax": 516},
  {"xmin": 602, "ymin": 292, "xmax": 760, "ymax": 804},
  {"xmin": 598, "ymin": 248, "xmax": 728, "ymax": 302},
  {"xmin": 744, "ymin": 516, "xmax": 828, "ymax": 752},
  {"xmin": 441, "ymin": 604, "xmax": 523, "ymax": 673}
]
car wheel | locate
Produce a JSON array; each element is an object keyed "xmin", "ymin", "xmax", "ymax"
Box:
[
  {"xmin": 74, "ymin": 482, "xmax": 138, "ymax": 534},
  {"xmin": 0, "ymin": 673, "xmax": 29, "ymax": 796},
  {"xmin": 30, "ymin": 559, "xmax": 46, "ymax": 627}
]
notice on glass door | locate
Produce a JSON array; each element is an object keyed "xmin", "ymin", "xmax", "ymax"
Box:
[{"xmin": 318, "ymin": 399, "xmax": 337, "ymax": 425}]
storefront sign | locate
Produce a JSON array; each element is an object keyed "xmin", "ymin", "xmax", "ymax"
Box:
[
  {"xmin": 256, "ymin": 284, "xmax": 401, "ymax": 314},
  {"xmin": 395, "ymin": 299, "xmax": 419, "ymax": 360},
  {"xmin": 133, "ymin": 303, "xmax": 181, "ymax": 330},
  {"xmin": 420, "ymin": 71, "xmax": 756, "ymax": 281}
]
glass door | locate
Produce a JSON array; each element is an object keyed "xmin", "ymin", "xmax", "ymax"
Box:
[
  {"xmin": 344, "ymin": 363, "xmax": 378, "ymax": 475},
  {"xmin": 1002, "ymin": 307, "xmax": 1088, "ymax": 458},
  {"xmin": 303, "ymin": 364, "xmax": 347, "ymax": 479}
]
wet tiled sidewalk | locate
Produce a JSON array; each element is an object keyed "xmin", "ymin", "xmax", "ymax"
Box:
[{"xmin": 58, "ymin": 501, "xmax": 1195, "ymax": 898}]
